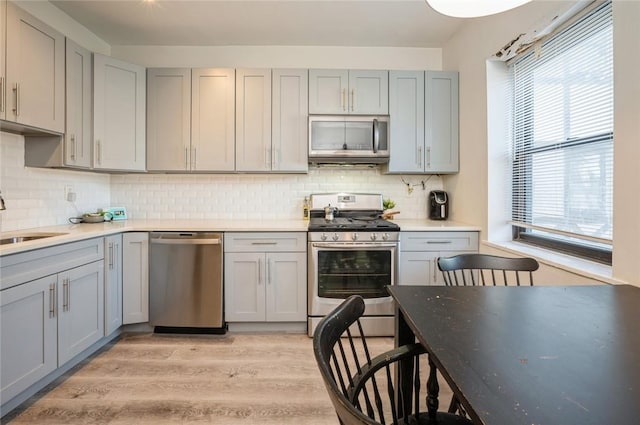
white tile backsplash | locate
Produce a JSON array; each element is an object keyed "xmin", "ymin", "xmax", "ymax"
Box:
[
  {"xmin": 1, "ymin": 131, "xmax": 442, "ymax": 231},
  {"xmin": 111, "ymin": 168, "xmax": 442, "ymax": 220},
  {"xmin": 0, "ymin": 132, "xmax": 110, "ymax": 233}
]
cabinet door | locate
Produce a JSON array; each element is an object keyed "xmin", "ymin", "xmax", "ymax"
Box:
[
  {"xmin": 349, "ymin": 70, "xmax": 388, "ymax": 115},
  {"xmin": 147, "ymin": 68, "xmax": 191, "ymax": 171},
  {"xmin": 58, "ymin": 261, "xmax": 104, "ymax": 366},
  {"xmin": 65, "ymin": 38, "xmax": 92, "ymax": 168},
  {"xmin": 272, "ymin": 69, "xmax": 308, "ymax": 172},
  {"xmin": 93, "ymin": 53, "xmax": 146, "ymax": 171},
  {"xmin": 104, "ymin": 234, "xmax": 123, "ymax": 336},
  {"xmin": 425, "ymin": 71, "xmax": 459, "ymax": 173},
  {"xmin": 122, "ymin": 232, "xmax": 149, "ymax": 324},
  {"xmin": 0, "ymin": 275, "xmax": 57, "ymax": 405},
  {"xmin": 309, "ymin": 69, "xmax": 348, "ymax": 114},
  {"xmin": 1, "ymin": 0, "xmax": 7, "ymax": 121},
  {"xmin": 387, "ymin": 71, "xmax": 425, "ymax": 173},
  {"xmin": 399, "ymin": 250, "xmax": 475, "ymax": 286},
  {"xmin": 235, "ymin": 68, "xmax": 272, "ymax": 172},
  {"xmin": 191, "ymin": 68, "xmax": 235, "ymax": 171},
  {"xmin": 5, "ymin": 1, "xmax": 65, "ymax": 133},
  {"xmin": 265, "ymin": 252, "xmax": 307, "ymax": 322},
  {"xmin": 224, "ymin": 252, "xmax": 266, "ymax": 322}
]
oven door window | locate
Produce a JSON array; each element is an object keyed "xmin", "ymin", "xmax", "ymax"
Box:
[{"xmin": 317, "ymin": 249, "xmax": 392, "ymax": 299}]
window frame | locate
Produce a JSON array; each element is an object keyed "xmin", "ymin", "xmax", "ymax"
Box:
[{"xmin": 509, "ymin": 1, "xmax": 613, "ymax": 265}]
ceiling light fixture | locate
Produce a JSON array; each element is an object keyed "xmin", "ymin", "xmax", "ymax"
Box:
[{"xmin": 426, "ymin": 0, "xmax": 532, "ymax": 18}]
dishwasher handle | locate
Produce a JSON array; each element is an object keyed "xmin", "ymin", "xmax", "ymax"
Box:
[{"xmin": 151, "ymin": 237, "xmax": 221, "ymax": 245}]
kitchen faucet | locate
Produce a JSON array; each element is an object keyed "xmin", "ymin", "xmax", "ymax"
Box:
[{"xmin": 0, "ymin": 191, "xmax": 6, "ymax": 210}]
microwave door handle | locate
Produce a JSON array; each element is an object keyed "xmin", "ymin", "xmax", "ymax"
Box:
[{"xmin": 373, "ymin": 118, "xmax": 379, "ymax": 153}]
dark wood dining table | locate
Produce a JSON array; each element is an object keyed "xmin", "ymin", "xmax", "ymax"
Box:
[{"xmin": 388, "ymin": 284, "xmax": 640, "ymax": 425}]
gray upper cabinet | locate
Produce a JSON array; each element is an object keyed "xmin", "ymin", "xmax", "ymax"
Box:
[
  {"xmin": 235, "ymin": 68, "xmax": 272, "ymax": 172},
  {"xmin": 3, "ymin": 1, "xmax": 65, "ymax": 133},
  {"xmin": 93, "ymin": 53, "xmax": 146, "ymax": 171},
  {"xmin": 146, "ymin": 68, "xmax": 191, "ymax": 171},
  {"xmin": 271, "ymin": 69, "xmax": 308, "ymax": 172},
  {"xmin": 65, "ymin": 38, "xmax": 92, "ymax": 168},
  {"xmin": 309, "ymin": 69, "xmax": 388, "ymax": 115},
  {"xmin": 386, "ymin": 70, "xmax": 425, "ymax": 173},
  {"xmin": 425, "ymin": 71, "xmax": 459, "ymax": 173},
  {"xmin": 147, "ymin": 68, "xmax": 236, "ymax": 172},
  {"xmin": 386, "ymin": 70, "xmax": 459, "ymax": 174},
  {"xmin": 191, "ymin": 68, "xmax": 236, "ymax": 172}
]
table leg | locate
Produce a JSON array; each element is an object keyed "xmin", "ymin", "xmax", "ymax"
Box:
[
  {"xmin": 395, "ymin": 307, "xmax": 415, "ymax": 419},
  {"xmin": 427, "ymin": 355, "xmax": 440, "ymax": 419}
]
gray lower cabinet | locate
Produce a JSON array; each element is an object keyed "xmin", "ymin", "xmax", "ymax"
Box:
[
  {"xmin": 104, "ymin": 234, "xmax": 123, "ymax": 335},
  {"xmin": 0, "ymin": 241, "xmax": 104, "ymax": 407},
  {"xmin": 224, "ymin": 232, "xmax": 307, "ymax": 322},
  {"xmin": 399, "ymin": 231, "xmax": 479, "ymax": 286},
  {"xmin": 0, "ymin": 275, "xmax": 57, "ymax": 406}
]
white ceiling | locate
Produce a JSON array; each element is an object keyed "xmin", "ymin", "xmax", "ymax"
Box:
[{"xmin": 50, "ymin": 0, "xmax": 464, "ymax": 48}]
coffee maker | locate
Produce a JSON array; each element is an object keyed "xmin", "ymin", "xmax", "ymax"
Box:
[{"xmin": 428, "ymin": 190, "xmax": 449, "ymax": 220}]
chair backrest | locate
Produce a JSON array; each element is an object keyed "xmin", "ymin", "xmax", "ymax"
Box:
[
  {"xmin": 313, "ymin": 295, "xmax": 426, "ymax": 425},
  {"xmin": 437, "ymin": 254, "xmax": 539, "ymax": 286}
]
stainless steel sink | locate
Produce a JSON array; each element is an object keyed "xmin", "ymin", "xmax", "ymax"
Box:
[{"xmin": 0, "ymin": 232, "xmax": 68, "ymax": 245}]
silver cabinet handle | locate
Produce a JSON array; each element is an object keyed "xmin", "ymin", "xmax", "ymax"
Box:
[
  {"xmin": 341, "ymin": 88, "xmax": 346, "ymax": 111},
  {"xmin": 62, "ymin": 278, "xmax": 69, "ymax": 311},
  {"xmin": 258, "ymin": 258, "xmax": 263, "ymax": 285},
  {"xmin": 350, "ymin": 89, "xmax": 355, "ymax": 112},
  {"xmin": 426, "ymin": 146, "xmax": 431, "ymax": 169},
  {"xmin": 417, "ymin": 146, "xmax": 422, "ymax": 168},
  {"xmin": 49, "ymin": 283, "xmax": 56, "ymax": 317},
  {"xmin": 0, "ymin": 77, "xmax": 4, "ymax": 113},
  {"xmin": 13, "ymin": 83, "xmax": 19, "ymax": 116},
  {"xmin": 266, "ymin": 258, "xmax": 271, "ymax": 285},
  {"xmin": 192, "ymin": 146, "xmax": 197, "ymax": 170},
  {"xmin": 108, "ymin": 242, "xmax": 114, "ymax": 269},
  {"xmin": 96, "ymin": 140, "xmax": 102, "ymax": 165},
  {"xmin": 426, "ymin": 240, "xmax": 453, "ymax": 244},
  {"xmin": 433, "ymin": 259, "xmax": 437, "ymax": 281},
  {"xmin": 184, "ymin": 146, "xmax": 189, "ymax": 170},
  {"xmin": 251, "ymin": 241, "xmax": 278, "ymax": 245},
  {"xmin": 69, "ymin": 134, "xmax": 76, "ymax": 161},
  {"xmin": 114, "ymin": 243, "xmax": 119, "ymax": 270}
]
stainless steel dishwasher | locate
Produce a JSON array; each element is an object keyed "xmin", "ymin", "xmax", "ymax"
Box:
[{"xmin": 150, "ymin": 232, "xmax": 224, "ymax": 333}]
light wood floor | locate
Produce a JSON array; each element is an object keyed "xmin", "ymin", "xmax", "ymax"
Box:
[{"xmin": 4, "ymin": 332, "xmax": 453, "ymax": 424}]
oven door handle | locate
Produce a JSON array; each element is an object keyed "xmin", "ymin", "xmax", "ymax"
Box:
[{"xmin": 311, "ymin": 242, "xmax": 397, "ymax": 249}]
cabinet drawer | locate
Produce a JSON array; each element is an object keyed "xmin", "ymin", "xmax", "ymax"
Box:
[
  {"xmin": 400, "ymin": 232, "xmax": 478, "ymax": 252},
  {"xmin": 1, "ymin": 238, "xmax": 104, "ymax": 290},
  {"xmin": 225, "ymin": 232, "xmax": 306, "ymax": 253}
]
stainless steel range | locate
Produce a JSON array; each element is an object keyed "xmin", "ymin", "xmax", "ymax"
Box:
[{"xmin": 307, "ymin": 193, "xmax": 400, "ymax": 337}]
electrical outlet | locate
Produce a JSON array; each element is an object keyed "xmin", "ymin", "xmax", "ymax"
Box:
[{"xmin": 64, "ymin": 185, "xmax": 76, "ymax": 202}]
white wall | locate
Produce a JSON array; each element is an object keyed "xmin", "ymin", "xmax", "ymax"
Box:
[
  {"xmin": 442, "ymin": 1, "xmax": 640, "ymax": 286},
  {"xmin": 112, "ymin": 45, "xmax": 442, "ymax": 70}
]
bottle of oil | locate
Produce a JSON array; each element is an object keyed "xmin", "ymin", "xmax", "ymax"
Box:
[{"xmin": 303, "ymin": 196, "xmax": 310, "ymax": 220}]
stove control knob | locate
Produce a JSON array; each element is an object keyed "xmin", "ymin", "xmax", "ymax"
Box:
[
  {"xmin": 352, "ymin": 233, "xmax": 358, "ymax": 241},
  {"xmin": 321, "ymin": 233, "xmax": 328, "ymax": 241},
  {"xmin": 382, "ymin": 233, "xmax": 389, "ymax": 241},
  {"xmin": 370, "ymin": 233, "xmax": 378, "ymax": 241},
  {"xmin": 332, "ymin": 233, "xmax": 339, "ymax": 241}
]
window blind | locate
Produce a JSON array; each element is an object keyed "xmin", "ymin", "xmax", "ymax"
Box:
[{"xmin": 510, "ymin": 1, "xmax": 613, "ymax": 252}]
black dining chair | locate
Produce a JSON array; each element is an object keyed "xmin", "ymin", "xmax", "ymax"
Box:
[
  {"xmin": 313, "ymin": 295, "xmax": 473, "ymax": 425},
  {"xmin": 437, "ymin": 253, "xmax": 539, "ymax": 287}
]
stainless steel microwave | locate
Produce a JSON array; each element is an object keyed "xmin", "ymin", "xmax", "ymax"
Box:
[{"xmin": 308, "ymin": 116, "xmax": 389, "ymax": 164}]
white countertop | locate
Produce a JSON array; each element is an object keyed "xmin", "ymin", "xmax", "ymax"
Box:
[{"xmin": 0, "ymin": 218, "xmax": 479, "ymax": 256}]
